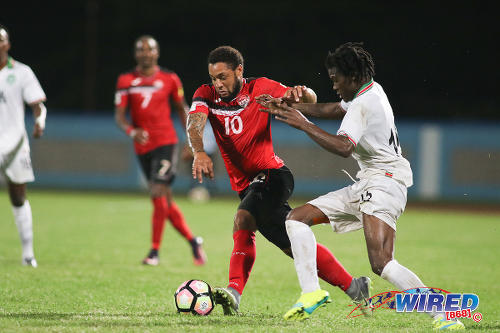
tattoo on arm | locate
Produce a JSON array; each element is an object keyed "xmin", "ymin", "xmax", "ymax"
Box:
[{"xmin": 187, "ymin": 112, "xmax": 207, "ymax": 153}]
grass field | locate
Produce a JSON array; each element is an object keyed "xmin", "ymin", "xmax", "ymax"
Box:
[{"xmin": 1, "ymin": 190, "xmax": 499, "ymax": 332}]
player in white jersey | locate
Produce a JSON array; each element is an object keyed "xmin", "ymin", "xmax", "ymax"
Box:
[
  {"xmin": 256, "ymin": 43, "xmax": 464, "ymax": 330},
  {"xmin": 0, "ymin": 25, "xmax": 47, "ymax": 268}
]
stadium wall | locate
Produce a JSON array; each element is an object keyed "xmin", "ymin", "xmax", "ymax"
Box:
[{"xmin": 9, "ymin": 113, "xmax": 499, "ymax": 203}]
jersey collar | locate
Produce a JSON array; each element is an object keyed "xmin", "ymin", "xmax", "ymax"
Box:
[
  {"xmin": 354, "ymin": 79, "xmax": 374, "ymax": 98},
  {"xmin": 135, "ymin": 65, "xmax": 159, "ymax": 78}
]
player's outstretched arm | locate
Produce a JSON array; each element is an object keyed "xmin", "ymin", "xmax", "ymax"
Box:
[
  {"xmin": 258, "ymin": 101, "xmax": 354, "ymax": 157},
  {"xmin": 256, "ymin": 94, "xmax": 346, "ymax": 119},
  {"xmin": 292, "ymin": 103, "xmax": 346, "ymax": 120},
  {"xmin": 186, "ymin": 112, "xmax": 214, "ymax": 183},
  {"xmin": 30, "ymin": 101, "xmax": 46, "ymax": 138}
]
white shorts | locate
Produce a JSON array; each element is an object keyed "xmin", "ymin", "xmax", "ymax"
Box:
[
  {"xmin": 308, "ymin": 175, "xmax": 407, "ymax": 233},
  {"xmin": 0, "ymin": 136, "xmax": 35, "ymax": 184}
]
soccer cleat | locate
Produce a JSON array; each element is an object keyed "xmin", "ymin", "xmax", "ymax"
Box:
[
  {"xmin": 22, "ymin": 257, "xmax": 37, "ymax": 268},
  {"xmin": 213, "ymin": 287, "xmax": 240, "ymax": 315},
  {"xmin": 347, "ymin": 276, "xmax": 373, "ymax": 316},
  {"xmin": 190, "ymin": 236, "xmax": 207, "ymax": 266},
  {"xmin": 433, "ymin": 318, "xmax": 465, "ymax": 330},
  {"xmin": 142, "ymin": 249, "xmax": 159, "ymax": 266},
  {"xmin": 283, "ymin": 289, "xmax": 331, "ymax": 321}
]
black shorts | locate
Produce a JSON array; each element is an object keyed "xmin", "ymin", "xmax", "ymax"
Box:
[
  {"xmin": 238, "ymin": 166, "xmax": 294, "ymax": 249},
  {"xmin": 137, "ymin": 144, "xmax": 178, "ymax": 185}
]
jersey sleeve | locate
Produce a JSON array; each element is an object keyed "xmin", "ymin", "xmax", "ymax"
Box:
[
  {"xmin": 169, "ymin": 73, "xmax": 185, "ymax": 103},
  {"xmin": 337, "ymin": 101, "xmax": 364, "ymax": 147},
  {"xmin": 189, "ymin": 86, "xmax": 211, "ymax": 115},
  {"xmin": 257, "ymin": 77, "xmax": 289, "ymax": 97},
  {"xmin": 114, "ymin": 75, "xmax": 129, "ymax": 107},
  {"xmin": 22, "ymin": 67, "xmax": 46, "ymax": 104}
]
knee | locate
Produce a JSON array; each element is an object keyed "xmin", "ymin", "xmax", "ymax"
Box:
[
  {"xmin": 286, "ymin": 207, "xmax": 308, "ymax": 224},
  {"xmin": 9, "ymin": 191, "xmax": 25, "ymax": 207},
  {"xmin": 150, "ymin": 184, "xmax": 168, "ymax": 199},
  {"xmin": 11, "ymin": 197, "xmax": 25, "ymax": 207},
  {"xmin": 233, "ymin": 210, "xmax": 257, "ymax": 232}
]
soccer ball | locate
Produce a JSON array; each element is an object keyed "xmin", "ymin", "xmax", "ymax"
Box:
[{"xmin": 174, "ymin": 279, "xmax": 214, "ymax": 315}]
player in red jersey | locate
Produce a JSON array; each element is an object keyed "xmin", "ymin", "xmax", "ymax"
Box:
[
  {"xmin": 187, "ymin": 46, "xmax": 370, "ymax": 315},
  {"xmin": 114, "ymin": 35, "xmax": 206, "ymax": 266}
]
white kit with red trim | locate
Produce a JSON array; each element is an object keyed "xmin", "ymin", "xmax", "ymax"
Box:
[{"xmin": 337, "ymin": 79, "xmax": 413, "ymax": 187}]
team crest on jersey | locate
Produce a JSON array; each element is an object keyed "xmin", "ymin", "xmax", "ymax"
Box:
[
  {"xmin": 6, "ymin": 74, "xmax": 15, "ymax": 85},
  {"xmin": 236, "ymin": 94, "xmax": 250, "ymax": 108},
  {"xmin": 153, "ymin": 80, "xmax": 164, "ymax": 88},
  {"xmin": 131, "ymin": 78, "xmax": 142, "ymax": 86}
]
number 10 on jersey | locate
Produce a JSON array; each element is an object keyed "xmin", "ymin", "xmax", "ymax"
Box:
[{"xmin": 224, "ymin": 116, "xmax": 243, "ymax": 135}]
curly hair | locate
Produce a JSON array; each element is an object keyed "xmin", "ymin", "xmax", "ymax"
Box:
[
  {"xmin": 208, "ymin": 46, "xmax": 244, "ymax": 70},
  {"xmin": 325, "ymin": 42, "xmax": 375, "ymax": 81}
]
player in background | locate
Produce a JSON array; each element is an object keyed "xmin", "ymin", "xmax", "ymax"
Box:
[
  {"xmin": 187, "ymin": 46, "xmax": 371, "ymax": 315},
  {"xmin": 257, "ymin": 42, "xmax": 464, "ymax": 329},
  {"xmin": 0, "ymin": 24, "xmax": 46, "ymax": 267},
  {"xmin": 114, "ymin": 35, "xmax": 206, "ymax": 266}
]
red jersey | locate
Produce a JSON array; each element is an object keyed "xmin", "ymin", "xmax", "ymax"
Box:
[
  {"xmin": 190, "ymin": 77, "xmax": 289, "ymax": 192},
  {"xmin": 115, "ymin": 67, "xmax": 184, "ymax": 154}
]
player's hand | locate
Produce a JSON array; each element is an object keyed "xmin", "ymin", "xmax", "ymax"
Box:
[
  {"xmin": 131, "ymin": 128, "xmax": 149, "ymax": 145},
  {"xmin": 259, "ymin": 99, "xmax": 312, "ymax": 130},
  {"xmin": 283, "ymin": 85, "xmax": 309, "ymax": 104},
  {"xmin": 255, "ymin": 94, "xmax": 285, "ymax": 110},
  {"xmin": 33, "ymin": 123, "xmax": 44, "ymax": 138},
  {"xmin": 192, "ymin": 151, "xmax": 214, "ymax": 183}
]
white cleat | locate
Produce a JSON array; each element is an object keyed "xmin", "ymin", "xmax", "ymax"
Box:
[{"xmin": 23, "ymin": 257, "xmax": 38, "ymax": 268}]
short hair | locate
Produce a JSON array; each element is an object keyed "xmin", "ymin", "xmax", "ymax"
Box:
[
  {"xmin": 325, "ymin": 42, "xmax": 375, "ymax": 81},
  {"xmin": 208, "ymin": 46, "xmax": 244, "ymax": 70},
  {"xmin": 134, "ymin": 35, "xmax": 159, "ymax": 52}
]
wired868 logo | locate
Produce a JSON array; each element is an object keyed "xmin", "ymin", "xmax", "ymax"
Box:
[{"xmin": 348, "ymin": 287, "xmax": 482, "ymax": 322}]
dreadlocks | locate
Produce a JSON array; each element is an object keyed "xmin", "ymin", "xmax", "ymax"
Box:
[{"xmin": 325, "ymin": 42, "xmax": 375, "ymax": 82}]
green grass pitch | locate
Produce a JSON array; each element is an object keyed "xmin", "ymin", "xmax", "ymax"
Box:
[{"xmin": 1, "ymin": 190, "xmax": 499, "ymax": 332}]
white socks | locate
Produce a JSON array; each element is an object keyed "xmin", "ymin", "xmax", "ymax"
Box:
[
  {"xmin": 381, "ymin": 259, "xmax": 442, "ymax": 319},
  {"xmin": 12, "ymin": 200, "xmax": 34, "ymax": 259},
  {"xmin": 285, "ymin": 219, "xmax": 319, "ymax": 294},
  {"xmin": 380, "ymin": 259, "xmax": 424, "ymax": 291}
]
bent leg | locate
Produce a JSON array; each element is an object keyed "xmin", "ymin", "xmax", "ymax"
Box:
[
  {"xmin": 363, "ymin": 213, "xmax": 425, "ymax": 290},
  {"xmin": 362, "ymin": 214, "xmax": 456, "ymax": 324}
]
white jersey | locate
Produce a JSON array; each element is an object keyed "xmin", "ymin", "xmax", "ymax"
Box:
[
  {"xmin": 0, "ymin": 57, "xmax": 46, "ymax": 154},
  {"xmin": 337, "ymin": 80, "xmax": 413, "ymax": 187}
]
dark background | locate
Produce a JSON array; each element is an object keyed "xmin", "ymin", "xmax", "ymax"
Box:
[{"xmin": 2, "ymin": 1, "xmax": 498, "ymax": 119}]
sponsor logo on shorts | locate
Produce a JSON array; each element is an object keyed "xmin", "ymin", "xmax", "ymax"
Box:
[{"xmin": 250, "ymin": 172, "xmax": 266, "ymax": 184}]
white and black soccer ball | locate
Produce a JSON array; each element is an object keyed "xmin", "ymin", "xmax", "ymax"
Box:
[{"xmin": 174, "ymin": 279, "xmax": 214, "ymax": 315}]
